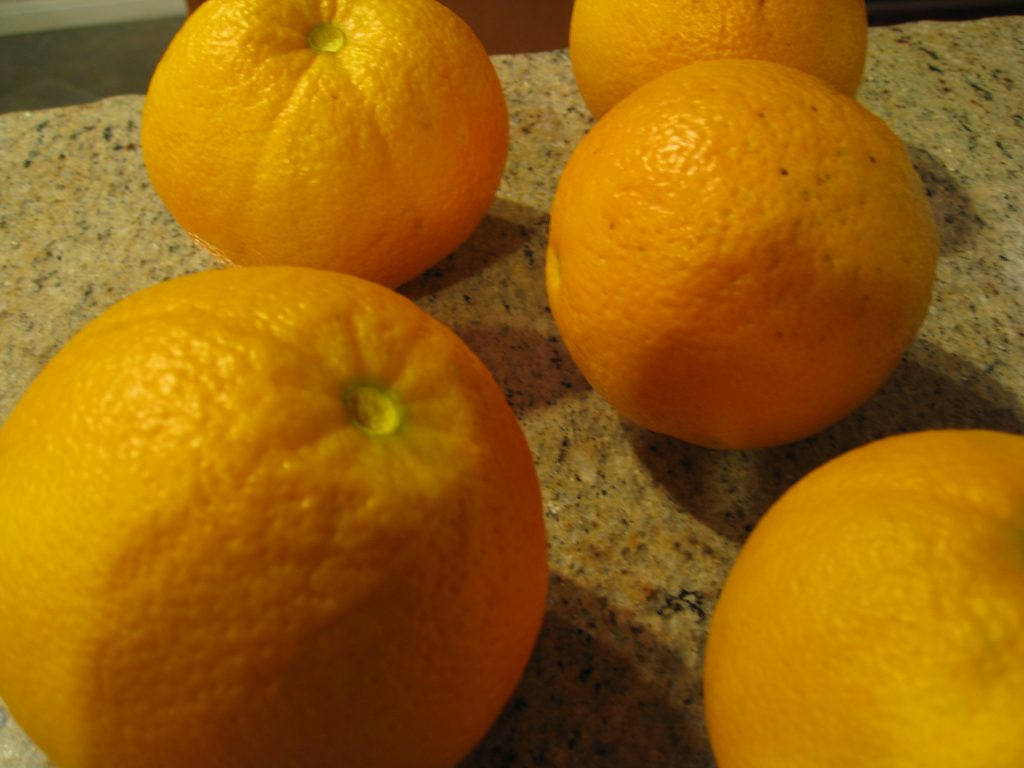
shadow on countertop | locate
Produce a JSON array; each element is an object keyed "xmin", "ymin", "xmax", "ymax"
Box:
[
  {"xmin": 629, "ymin": 339, "xmax": 1024, "ymax": 546},
  {"xmin": 463, "ymin": 572, "xmax": 711, "ymax": 767}
]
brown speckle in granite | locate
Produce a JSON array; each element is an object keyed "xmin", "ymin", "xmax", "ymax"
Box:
[{"xmin": 1, "ymin": 17, "xmax": 1023, "ymax": 768}]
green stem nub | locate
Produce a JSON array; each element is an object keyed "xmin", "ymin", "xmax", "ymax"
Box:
[
  {"xmin": 344, "ymin": 384, "xmax": 403, "ymax": 437},
  {"xmin": 308, "ymin": 22, "xmax": 346, "ymax": 54}
]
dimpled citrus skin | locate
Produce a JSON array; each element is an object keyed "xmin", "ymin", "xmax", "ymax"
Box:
[
  {"xmin": 545, "ymin": 58, "xmax": 939, "ymax": 449},
  {"xmin": 569, "ymin": 0, "xmax": 868, "ymax": 118},
  {"xmin": 704, "ymin": 429, "xmax": 1024, "ymax": 767},
  {"xmin": 141, "ymin": 0, "xmax": 508, "ymax": 288},
  {"xmin": 0, "ymin": 267, "xmax": 548, "ymax": 768}
]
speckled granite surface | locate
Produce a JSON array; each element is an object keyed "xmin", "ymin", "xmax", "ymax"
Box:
[{"xmin": 1, "ymin": 16, "xmax": 1022, "ymax": 768}]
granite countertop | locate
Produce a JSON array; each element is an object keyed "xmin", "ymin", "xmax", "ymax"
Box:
[{"xmin": 1, "ymin": 16, "xmax": 1022, "ymax": 768}]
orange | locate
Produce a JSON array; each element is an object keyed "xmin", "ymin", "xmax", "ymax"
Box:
[
  {"xmin": 140, "ymin": 0, "xmax": 509, "ymax": 288},
  {"xmin": 569, "ymin": 0, "xmax": 868, "ymax": 118},
  {"xmin": 545, "ymin": 58, "xmax": 939, "ymax": 449},
  {"xmin": 0, "ymin": 267, "xmax": 548, "ymax": 768},
  {"xmin": 703, "ymin": 429, "xmax": 1024, "ymax": 767}
]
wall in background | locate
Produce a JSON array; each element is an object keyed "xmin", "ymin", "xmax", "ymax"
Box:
[{"xmin": 0, "ymin": 0, "xmax": 184, "ymax": 37}]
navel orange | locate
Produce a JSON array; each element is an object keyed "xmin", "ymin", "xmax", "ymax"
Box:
[
  {"xmin": 704, "ymin": 429, "xmax": 1024, "ymax": 767},
  {"xmin": 569, "ymin": 0, "xmax": 868, "ymax": 118},
  {"xmin": 546, "ymin": 58, "xmax": 939, "ymax": 449},
  {"xmin": 141, "ymin": 0, "xmax": 509, "ymax": 287},
  {"xmin": 0, "ymin": 267, "xmax": 548, "ymax": 768}
]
